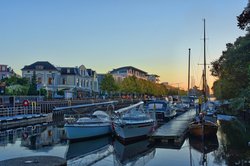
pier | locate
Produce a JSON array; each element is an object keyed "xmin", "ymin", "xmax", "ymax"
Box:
[{"xmin": 150, "ymin": 109, "xmax": 196, "ymax": 146}]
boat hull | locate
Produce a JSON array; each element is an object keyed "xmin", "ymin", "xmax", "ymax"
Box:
[
  {"xmin": 189, "ymin": 121, "xmax": 218, "ymax": 137},
  {"xmin": 64, "ymin": 123, "xmax": 111, "ymax": 140},
  {"xmin": 113, "ymin": 121, "xmax": 154, "ymax": 141}
]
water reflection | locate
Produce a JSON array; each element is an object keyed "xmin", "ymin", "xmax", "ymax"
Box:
[
  {"xmin": 189, "ymin": 135, "xmax": 219, "ymax": 154},
  {"xmin": 189, "ymin": 135, "xmax": 219, "ymax": 166},
  {"xmin": 0, "ymin": 124, "xmax": 67, "ymax": 149},
  {"xmin": 113, "ymin": 139, "xmax": 155, "ymax": 166},
  {"xmin": 214, "ymin": 120, "xmax": 250, "ymax": 165},
  {"xmin": 21, "ymin": 125, "xmax": 66, "ymax": 149},
  {"xmin": 66, "ymin": 136, "xmax": 113, "ymax": 165},
  {"xmin": 0, "ymin": 120, "xmax": 249, "ymax": 165}
]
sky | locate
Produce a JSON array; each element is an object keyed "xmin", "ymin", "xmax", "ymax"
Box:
[{"xmin": 0, "ymin": 0, "xmax": 247, "ymax": 90}]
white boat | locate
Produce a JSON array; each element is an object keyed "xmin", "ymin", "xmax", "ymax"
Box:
[
  {"xmin": 64, "ymin": 111, "xmax": 112, "ymax": 141},
  {"xmin": 113, "ymin": 101, "xmax": 155, "ymax": 141}
]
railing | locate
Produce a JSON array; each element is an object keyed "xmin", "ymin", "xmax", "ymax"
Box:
[{"xmin": 0, "ymin": 106, "xmax": 42, "ymax": 117}]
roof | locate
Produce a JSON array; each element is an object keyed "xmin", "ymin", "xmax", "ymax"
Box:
[
  {"xmin": 147, "ymin": 74, "xmax": 160, "ymax": 77},
  {"xmin": 60, "ymin": 67, "xmax": 80, "ymax": 75},
  {"xmin": 110, "ymin": 66, "xmax": 148, "ymax": 74},
  {"xmin": 21, "ymin": 61, "xmax": 58, "ymax": 71},
  {"xmin": 87, "ymin": 69, "xmax": 96, "ymax": 76}
]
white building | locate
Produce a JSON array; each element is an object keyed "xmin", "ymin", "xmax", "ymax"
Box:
[
  {"xmin": 109, "ymin": 66, "xmax": 160, "ymax": 83},
  {"xmin": 22, "ymin": 61, "xmax": 99, "ymax": 98}
]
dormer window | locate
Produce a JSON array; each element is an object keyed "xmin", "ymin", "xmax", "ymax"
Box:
[
  {"xmin": 35, "ymin": 65, "xmax": 44, "ymax": 70},
  {"xmin": 67, "ymin": 69, "xmax": 70, "ymax": 73}
]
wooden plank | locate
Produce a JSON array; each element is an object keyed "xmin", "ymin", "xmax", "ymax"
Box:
[{"xmin": 151, "ymin": 109, "xmax": 196, "ymax": 141}]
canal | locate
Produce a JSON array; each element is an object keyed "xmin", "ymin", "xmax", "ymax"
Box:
[{"xmin": 0, "ymin": 120, "xmax": 249, "ymax": 166}]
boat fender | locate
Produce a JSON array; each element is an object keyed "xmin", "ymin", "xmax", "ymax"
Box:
[{"xmin": 23, "ymin": 100, "xmax": 29, "ymax": 107}]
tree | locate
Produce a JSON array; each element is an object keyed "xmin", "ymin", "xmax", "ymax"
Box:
[
  {"xmin": 1, "ymin": 76, "xmax": 29, "ymax": 86},
  {"xmin": 237, "ymin": 1, "xmax": 250, "ymax": 30},
  {"xmin": 100, "ymin": 74, "xmax": 118, "ymax": 96},
  {"xmin": 28, "ymin": 71, "xmax": 38, "ymax": 95},
  {"xmin": 0, "ymin": 76, "xmax": 29, "ymax": 95},
  {"xmin": 210, "ymin": 32, "xmax": 250, "ymax": 110},
  {"xmin": 6, "ymin": 85, "xmax": 29, "ymax": 95}
]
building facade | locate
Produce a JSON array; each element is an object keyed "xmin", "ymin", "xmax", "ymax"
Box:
[
  {"xmin": 22, "ymin": 61, "xmax": 61, "ymax": 97},
  {"xmin": 22, "ymin": 61, "xmax": 99, "ymax": 98},
  {"xmin": 0, "ymin": 64, "xmax": 14, "ymax": 80},
  {"xmin": 147, "ymin": 74, "xmax": 160, "ymax": 83},
  {"xmin": 109, "ymin": 66, "xmax": 160, "ymax": 83},
  {"xmin": 109, "ymin": 66, "xmax": 148, "ymax": 82}
]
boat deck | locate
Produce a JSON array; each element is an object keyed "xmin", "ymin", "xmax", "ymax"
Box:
[{"xmin": 150, "ymin": 109, "xmax": 196, "ymax": 145}]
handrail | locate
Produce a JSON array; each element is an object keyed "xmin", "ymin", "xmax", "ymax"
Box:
[
  {"xmin": 53, "ymin": 101, "xmax": 118, "ymax": 111},
  {"xmin": 114, "ymin": 101, "xmax": 144, "ymax": 114}
]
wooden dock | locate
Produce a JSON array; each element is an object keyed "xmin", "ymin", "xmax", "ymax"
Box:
[{"xmin": 150, "ymin": 109, "xmax": 196, "ymax": 145}]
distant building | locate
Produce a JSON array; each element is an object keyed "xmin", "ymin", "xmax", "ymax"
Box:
[
  {"xmin": 86, "ymin": 69, "xmax": 99, "ymax": 95},
  {"xmin": 0, "ymin": 64, "xmax": 15, "ymax": 80},
  {"xmin": 147, "ymin": 74, "xmax": 160, "ymax": 83},
  {"xmin": 110, "ymin": 66, "xmax": 159, "ymax": 83},
  {"xmin": 21, "ymin": 61, "xmax": 61, "ymax": 97}
]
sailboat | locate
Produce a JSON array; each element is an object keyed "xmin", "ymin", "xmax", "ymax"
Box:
[{"xmin": 189, "ymin": 19, "xmax": 218, "ymax": 138}]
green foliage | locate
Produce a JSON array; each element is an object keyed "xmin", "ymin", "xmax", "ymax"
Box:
[
  {"xmin": 1, "ymin": 76, "xmax": 29, "ymax": 86},
  {"xmin": 100, "ymin": 74, "xmax": 118, "ymax": 95},
  {"xmin": 39, "ymin": 88, "xmax": 47, "ymax": 96},
  {"xmin": 119, "ymin": 76, "xmax": 172, "ymax": 97},
  {"xmin": 6, "ymin": 85, "xmax": 29, "ymax": 95},
  {"xmin": 211, "ymin": 33, "xmax": 250, "ymax": 110},
  {"xmin": 27, "ymin": 71, "xmax": 38, "ymax": 95},
  {"xmin": 57, "ymin": 90, "xmax": 64, "ymax": 96},
  {"xmin": 0, "ymin": 76, "xmax": 30, "ymax": 95}
]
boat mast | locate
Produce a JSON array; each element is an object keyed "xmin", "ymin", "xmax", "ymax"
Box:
[
  {"xmin": 203, "ymin": 19, "xmax": 207, "ymax": 101},
  {"xmin": 188, "ymin": 48, "xmax": 191, "ymax": 95}
]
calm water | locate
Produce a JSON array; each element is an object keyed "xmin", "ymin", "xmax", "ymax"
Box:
[{"xmin": 0, "ymin": 121, "xmax": 249, "ymax": 166}]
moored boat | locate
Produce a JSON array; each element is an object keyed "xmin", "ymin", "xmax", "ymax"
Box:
[
  {"xmin": 64, "ymin": 111, "xmax": 112, "ymax": 141},
  {"xmin": 145, "ymin": 100, "xmax": 176, "ymax": 122},
  {"xmin": 113, "ymin": 101, "xmax": 155, "ymax": 141},
  {"xmin": 189, "ymin": 120, "xmax": 218, "ymax": 137},
  {"xmin": 189, "ymin": 19, "xmax": 218, "ymax": 138}
]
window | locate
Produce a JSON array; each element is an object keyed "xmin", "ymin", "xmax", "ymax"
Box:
[
  {"xmin": 37, "ymin": 77, "xmax": 42, "ymax": 84},
  {"xmin": 1, "ymin": 66, "xmax": 6, "ymax": 71},
  {"xmin": 35, "ymin": 65, "xmax": 44, "ymax": 70},
  {"xmin": 63, "ymin": 78, "xmax": 66, "ymax": 85},
  {"xmin": 119, "ymin": 70, "xmax": 127, "ymax": 74},
  {"xmin": 48, "ymin": 77, "xmax": 53, "ymax": 85},
  {"xmin": 67, "ymin": 69, "xmax": 70, "ymax": 73},
  {"xmin": 76, "ymin": 78, "xmax": 79, "ymax": 86}
]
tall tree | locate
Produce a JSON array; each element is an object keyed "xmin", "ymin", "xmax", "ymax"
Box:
[
  {"xmin": 28, "ymin": 71, "xmax": 38, "ymax": 95},
  {"xmin": 100, "ymin": 74, "xmax": 118, "ymax": 96},
  {"xmin": 211, "ymin": 33, "xmax": 250, "ymax": 104}
]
